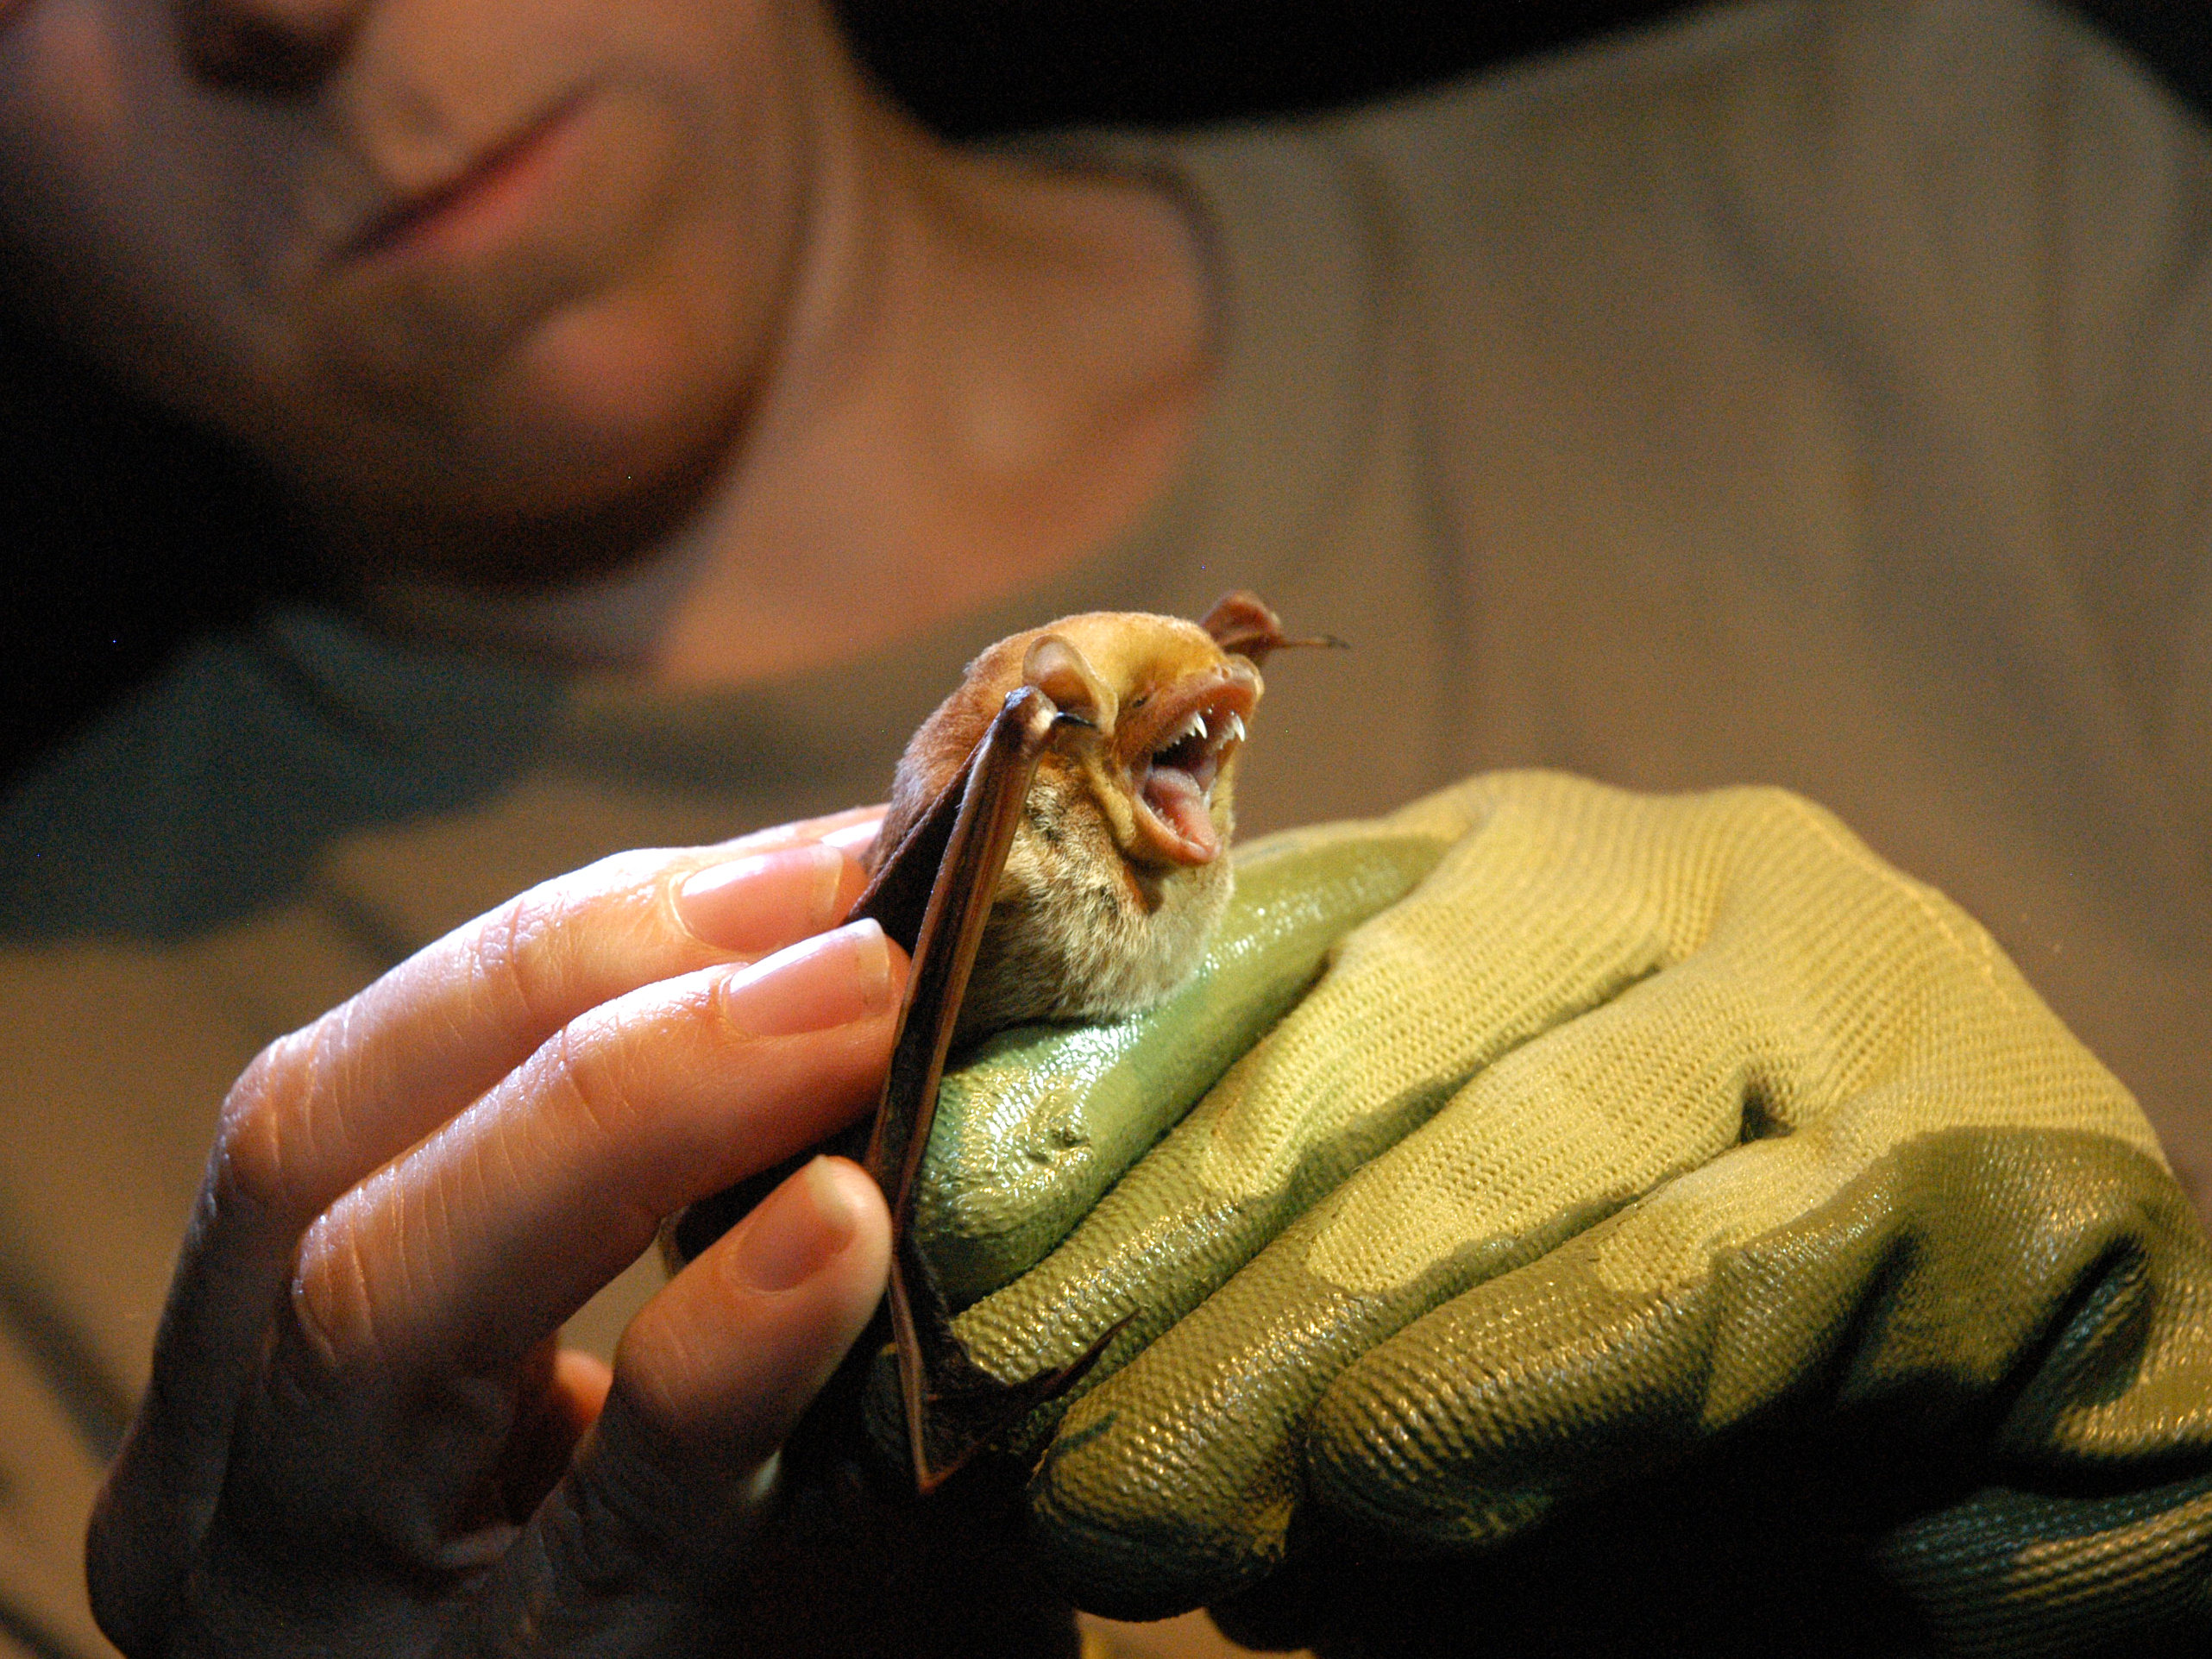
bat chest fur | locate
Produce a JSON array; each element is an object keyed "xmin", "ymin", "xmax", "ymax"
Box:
[{"xmin": 952, "ymin": 798, "xmax": 1232, "ymax": 1048}]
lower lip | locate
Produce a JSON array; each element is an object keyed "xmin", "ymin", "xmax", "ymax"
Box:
[{"xmin": 349, "ymin": 95, "xmax": 592, "ymax": 267}]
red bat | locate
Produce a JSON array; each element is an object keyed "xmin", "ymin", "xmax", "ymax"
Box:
[{"xmin": 672, "ymin": 592, "xmax": 1336, "ymax": 1492}]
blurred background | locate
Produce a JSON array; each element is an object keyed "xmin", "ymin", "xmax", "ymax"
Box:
[{"xmin": 4, "ymin": 0, "xmax": 2202, "ymax": 787}]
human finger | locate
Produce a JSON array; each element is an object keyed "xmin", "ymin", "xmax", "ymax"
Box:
[
  {"xmin": 292, "ymin": 919, "xmax": 903, "ymax": 1378},
  {"xmin": 242, "ymin": 833, "xmax": 874, "ymax": 1229},
  {"xmin": 484, "ymin": 1346, "xmax": 615, "ymax": 1529},
  {"xmin": 220, "ymin": 922, "xmax": 907, "ymax": 1545},
  {"xmin": 452, "ymin": 1157, "xmax": 892, "ymax": 1653},
  {"xmin": 90, "ymin": 826, "xmax": 872, "ymax": 1641}
]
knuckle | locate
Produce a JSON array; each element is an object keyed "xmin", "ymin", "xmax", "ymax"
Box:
[
  {"xmin": 288, "ymin": 1205, "xmax": 382, "ymax": 1375},
  {"xmin": 213, "ymin": 1023, "xmax": 330, "ymax": 1222},
  {"xmin": 474, "ymin": 884, "xmax": 581, "ymax": 1037},
  {"xmin": 547, "ymin": 1383, "xmax": 770, "ymax": 1587},
  {"xmin": 608, "ymin": 1304, "xmax": 714, "ymax": 1444},
  {"xmin": 1738, "ymin": 782, "xmax": 1812, "ymax": 814},
  {"xmin": 85, "ymin": 1429, "xmax": 233, "ymax": 1659},
  {"xmin": 468, "ymin": 853, "xmax": 674, "ymax": 1038},
  {"xmin": 544, "ymin": 1015, "xmax": 653, "ymax": 1151},
  {"xmin": 543, "ymin": 1421, "xmax": 699, "ymax": 1593},
  {"xmin": 520, "ymin": 986, "xmax": 728, "ymax": 1235},
  {"xmin": 537, "ymin": 975, "xmax": 722, "ymax": 1155},
  {"xmin": 1711, "ymin": 782, "xmax": 1819, "ymax": 837}
]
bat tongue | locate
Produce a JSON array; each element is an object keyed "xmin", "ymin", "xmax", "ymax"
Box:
[{"xmin": 1140, "ymin": 765, "xmax": 1222, "ymax": 863}]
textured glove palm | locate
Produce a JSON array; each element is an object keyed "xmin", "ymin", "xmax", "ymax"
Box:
[{"xmin": 907, "ymin": 772, "xmax": 2212, "ymax": 1655}]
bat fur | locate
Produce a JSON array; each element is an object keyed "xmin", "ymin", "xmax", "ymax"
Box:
[{"xmin": 871, "ymin": 609, "xmax": 1266, "ymax": 1046}]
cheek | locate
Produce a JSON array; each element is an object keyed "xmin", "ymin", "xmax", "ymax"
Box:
[{"xmin": 2, "ymin": 0, "xmax": 132, "ymax": 159}]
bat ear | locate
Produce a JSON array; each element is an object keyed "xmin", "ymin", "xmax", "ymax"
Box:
[
  {"xmin": 1199, "ymin": 590, "xmax": 1346, "ymax": 664},
  {"xmin": 1022, "ymin": 633, "xmax": 1117, "ymax": 732}
]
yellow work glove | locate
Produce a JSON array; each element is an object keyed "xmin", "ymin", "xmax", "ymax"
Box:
[{"xmin": 908, "ymin": 772, "xmax": 2212, "ymax": 1655}]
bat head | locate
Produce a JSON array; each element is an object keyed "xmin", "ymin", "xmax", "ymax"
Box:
[
  {"xmin": 877, "ymin": 606, "xmax": 1274, "ymax": 1038},
  {"xmin": 1018, "ymin": 613, "xmax": 1260, "ymax": 869},
  {"xmin": 881, "ymin": 610, "xmax": 1262, "ymax": 879}
]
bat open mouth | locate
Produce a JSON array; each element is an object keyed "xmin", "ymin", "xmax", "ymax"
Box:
[{"xmin": 1124, "ymin": 675, "xmax": 1258, "ymax": 866}]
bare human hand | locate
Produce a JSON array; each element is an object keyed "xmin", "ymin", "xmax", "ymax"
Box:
[{"xmin": 83, "ymin": 809, "xmax": 971, "ymax": 1656}]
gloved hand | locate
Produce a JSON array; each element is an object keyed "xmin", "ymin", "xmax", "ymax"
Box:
[{"xmin": 909, "ymin": 771, "xmax": 2212, "ymax": 1655}]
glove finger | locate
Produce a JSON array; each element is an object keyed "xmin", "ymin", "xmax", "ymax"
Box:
[
  {"xmin": 1020, "ymin": 960, "xmax": 1782, "ymax": 1618},
  {"xmin": 947, "ymin": 776, "xmax": 1722, "ymax": 1407},
  {"xmin": 1309, "ymin": 1127, "xmax": 2212, "ymax": 1563},
  {"xmin": 1299, "ymin": 819, "xmax": 2181, "ymax": 1561},
  {"xmin": 1875, "ymin": 1472, "xmax": 2212, "ymax": 1658}
]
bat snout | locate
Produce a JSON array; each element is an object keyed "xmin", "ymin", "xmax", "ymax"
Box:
[{"xmin": 1118, "ymin": 671, "xmax": 1259, "ymax": 867}]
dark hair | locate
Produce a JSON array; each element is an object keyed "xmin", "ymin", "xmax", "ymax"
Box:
[{"xmin": 839, "ymin": 0, "xmax": 1694, "ymax": 136}]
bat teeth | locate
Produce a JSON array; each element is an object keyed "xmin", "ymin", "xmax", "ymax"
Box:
[
  {"xmin": 1157, "ymin": 710, "xmax": 1208, "ymax": 755},
  {"xmin": 1147, "ymin": 700, "xmax": 1251, "ymax": 769}
]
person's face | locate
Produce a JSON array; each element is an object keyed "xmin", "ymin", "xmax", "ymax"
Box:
[{"xmin": 0, "ymin": 0, "xmax": 818, "ymax": 568}]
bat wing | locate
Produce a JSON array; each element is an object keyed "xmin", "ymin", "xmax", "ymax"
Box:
[
  {"xmin": 850, "ymin": 685, "xmax": 1128, "ymax": 1492},
  {"xmin": 665, "ymin": 687, "xmax": 1123, "ymax": 1492},
  {"xmin": 853, "ymin": 686, "xmax": 1053, "ymax": 1216}
]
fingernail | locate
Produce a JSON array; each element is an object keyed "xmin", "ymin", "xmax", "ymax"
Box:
[
  {"xmin": 718, "ymin": 919, "xmax": 893, "ymax": 1038},
  {"xmin": 726, "ymin": 1158, "xmax": 863, "ymax": 1293},
  {"xmin": 676, "ymin": 843, "xmax": 846, "ymax": 955}
]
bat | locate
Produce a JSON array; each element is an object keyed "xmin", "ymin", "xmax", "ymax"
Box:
[
  {"xmin": 875, "ymin": 599, "xmax": 1271, "ymax": 1045},
  {"xmin": 669, "ymin": 591, "xmax": 1338, "ymax": 1492}
]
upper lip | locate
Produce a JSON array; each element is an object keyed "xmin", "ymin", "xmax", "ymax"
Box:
[
  {"xmin": 333, "ymin": 91, "xmax": 583, "ymax": 266},
  {"xmin": 1115, "ymin": 669, "xmax": 1259, "ymax": 866},
  {"xmin": 1115, "ymin": 667, "xmax": 1260, "ymax": 770}
]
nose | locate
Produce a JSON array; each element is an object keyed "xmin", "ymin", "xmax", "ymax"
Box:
[{"xmin": 172, "ymin": 0, "xmax": 363, "ymax": 94}]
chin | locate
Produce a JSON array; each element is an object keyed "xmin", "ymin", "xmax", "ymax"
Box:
[
  {"xmin": 956, "ymin": 764, "xmax": 1239, "ymax": 1047},
  {"xmin": 496, "ymin": 269, "xmax": 756, "ymax": 495},
  {"xmin": 283, "ymin": 303, "xmax": 754, "ymax": 586}
]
